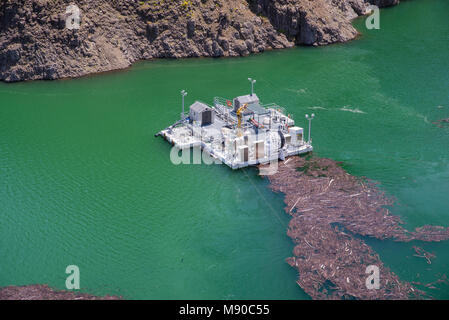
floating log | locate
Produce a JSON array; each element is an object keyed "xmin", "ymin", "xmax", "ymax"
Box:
[{"xmin": 261, "ymin": 156, "xmax": 449, "ymax": 299}]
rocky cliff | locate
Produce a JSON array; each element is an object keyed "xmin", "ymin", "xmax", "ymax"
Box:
[{"xmin": 0, "ymin": 0, "xmax": 399, "ymax": 82}]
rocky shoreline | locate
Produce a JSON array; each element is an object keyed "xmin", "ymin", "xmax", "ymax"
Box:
[
  {"xmin": 0, "ymin": 0, "xmax": 399, "ymax": 82},
  {"xmin": 0, "ymin": 284, "xmax": 120, "ymax": 300},
  {"xmin": 261, "ymin": 156, "xmax": 449, "ymax": 299}
]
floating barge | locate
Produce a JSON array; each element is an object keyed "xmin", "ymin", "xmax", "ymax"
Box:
[{"xmin": 155, "ymin": 83, "xmax": 313, "ymax": 170}]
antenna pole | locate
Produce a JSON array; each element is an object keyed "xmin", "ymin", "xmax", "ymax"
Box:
[
  {"xmin": 181, "ymin": 90, "xmax": 188, "ymax": 120},
  {"xmin": 305, "ymin": 113, "xmax": 315, "ymax": 144},
  {"xmin": 248, "ymin": 78, "xmax": 256, "ymax": 96}
]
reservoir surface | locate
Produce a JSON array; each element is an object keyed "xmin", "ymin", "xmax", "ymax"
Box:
[{"xmin": 1, "ymin": 0, "xmax": 448, "ymax": 299}]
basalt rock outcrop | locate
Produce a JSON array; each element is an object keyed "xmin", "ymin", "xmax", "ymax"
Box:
[{"xmin": 0, "ymin": 0, "xmax": 399, "ymax": 82}]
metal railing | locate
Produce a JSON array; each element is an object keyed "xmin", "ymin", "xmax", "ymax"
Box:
[{"xmin": 213, "ymin": 97, "xmax": 234, "ymax": 119}]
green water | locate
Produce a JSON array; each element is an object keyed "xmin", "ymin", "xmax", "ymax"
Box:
[{"xmin": 1, "ymin": 0, "xmax": 448, "ymax": 299}]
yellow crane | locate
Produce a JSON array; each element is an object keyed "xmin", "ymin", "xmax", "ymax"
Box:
[{"xmin": 236, "ymin": 103, "xmax": 248, "ymax": 136}]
